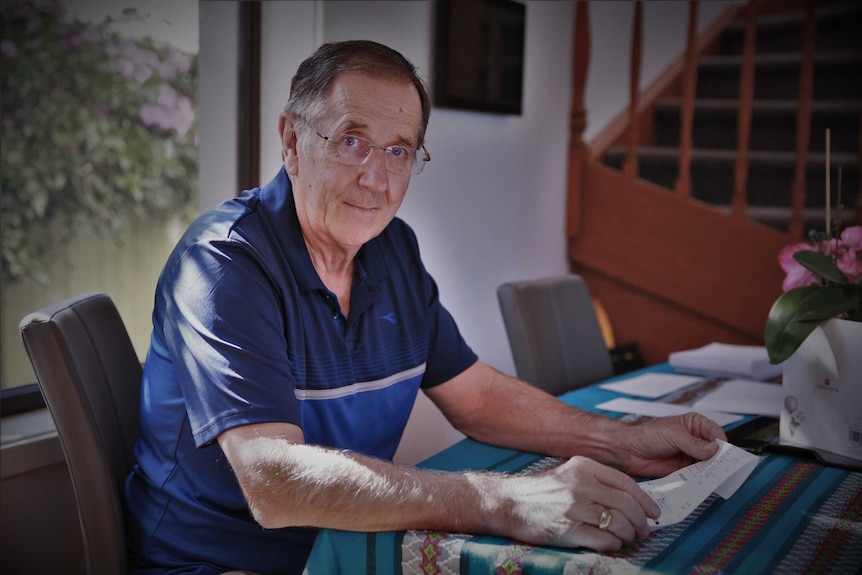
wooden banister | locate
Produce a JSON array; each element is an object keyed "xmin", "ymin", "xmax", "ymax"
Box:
[
  {"xmin": 789, "ymin": 0, "xmax": 816, "ymax": 239},
  {"xmin": 568, "ymin": 0, "xmax": 856, "ymax": 365},
  {"xmin": 566, "ymin": 0, "xmax": 591, "ymax": 239},
  {"xmin": 623, "ymin": 0, "xmax": 643, "ymax": 178},
  {"xmin": 675, "ymin": 0, "xmax": 699, "ymax": 198},
  {"xmin": 732, "ymin": 0, "xmax": 757, "ymax": 219}
]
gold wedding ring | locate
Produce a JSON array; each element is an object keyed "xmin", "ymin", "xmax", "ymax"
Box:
[{"xmin": 599, "ymin": 509, "xmax": 613, "ymax": 531}]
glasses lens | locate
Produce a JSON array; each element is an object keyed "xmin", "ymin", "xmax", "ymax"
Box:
[
  {"xmin": 383, "ymin": 146, "xmax": 415, "ymax": 176},
  {"xmin": 318, "ymin": 127, "xmax": 428, "ymax": 176},
  {"xmin": 331, "ymin": 134, "xmax": 371, "ymax": 164}
]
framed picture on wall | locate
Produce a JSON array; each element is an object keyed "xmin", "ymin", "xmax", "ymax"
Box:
[{"xmin": 433, "ymin": 0, "xmax": 526, "ymax": 115}]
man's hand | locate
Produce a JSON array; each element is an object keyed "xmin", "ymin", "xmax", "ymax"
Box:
[
  {"xmin": 618, "ymin": 412, "xmax": 727, "ymax": 478},
  {"xmin": 494, "ymin": 456, "xmax": 660, "ymax": 552}
]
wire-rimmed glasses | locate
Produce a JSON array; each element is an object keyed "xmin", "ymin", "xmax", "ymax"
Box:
[{"xmin": 309, "ymin": 125, "xmax": 430, "ymax": 176}]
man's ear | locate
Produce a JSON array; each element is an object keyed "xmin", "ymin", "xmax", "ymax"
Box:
[{"xmin": 278, "ymin": 112, "xmax": 300, "ymax": 175}]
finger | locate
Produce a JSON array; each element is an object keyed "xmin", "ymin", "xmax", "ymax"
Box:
[
  {"xmin": 575, "ymin": 476, "xmax": 651, "ymax": 540},
  {"xmin": 592, "ymin": 463, "xmax": 661, "ymax": 520},
  {"xmin": 568, "ymin": 521, "xmax": 626, "ymax": 552},
  {"xmin": 677, "ymin": 413, "xmax": 725, "ymax": 460},
  {"xmin": 693, "ymin": 412, "xmax": 728, "ymax": 442},
  {"xmin": 587, "ymin": 503, "xmax": 637, "ymax": 543}
]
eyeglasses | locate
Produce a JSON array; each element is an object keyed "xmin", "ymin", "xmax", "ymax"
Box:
[{"xmin": 309, "ymin": 126, "xmax": 430, "ymax": 176}]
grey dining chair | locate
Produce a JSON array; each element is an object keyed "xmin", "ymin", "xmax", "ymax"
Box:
[
  {"xmin": 20, "ymin": 292, "xmax": 142, "ymax": 575},
  {"xmin": 497, "ymin": 274, "xmax": 615, "ymax": 396}
]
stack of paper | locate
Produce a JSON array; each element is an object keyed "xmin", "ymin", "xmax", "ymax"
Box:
[
  {"xmin": 600, "ymin": 373, "xmax": 704, "ymax": 398},
  {"xmin": 595, "ymin": 397, "xmax": 743, "ymax": 427},
  {"xmin": 669, "ymin": 343, "xmax": 783, "ymax": 381},
  {"xmin": 691, "ymin": 379, "xmax": 783, "ymax": 418}
]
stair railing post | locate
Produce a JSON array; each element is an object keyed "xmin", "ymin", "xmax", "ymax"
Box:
[
  {"xmin": 789, "ymin": 0, "xmax": 816, "ymax": 239},
  {"xmin": 732, "ymin": 0, "xmax": 757, "ymax": 219},
  {"xmin": 675, "ymin": 0, "xmax": 699, "ymax": 198},
  {"xmin": 567, "ymin": 0, "xmax": 591, "ymax": 240},
  {"xmin": 623, "ymin": 0, "xmax": 643, "ymax": 178}
]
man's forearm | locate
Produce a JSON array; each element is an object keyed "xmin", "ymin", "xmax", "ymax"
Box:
[
  {"xmin": 432, "ymin": 364, "xmax": 632, "ymax": 469},
  {"xmin": 430, "ymin": 362, "xmax": 726, "ymax": 480},
  {"xmin": 231, "ymin": 435, "xmax": 506, "ymax": 534},
  {"xmin": 230, "ymin": 434, "xmax": 659, "ymax": 552}
]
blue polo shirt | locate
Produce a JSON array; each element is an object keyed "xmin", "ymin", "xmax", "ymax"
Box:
[{"xmin": 124, "ymin": 168, "xmax": 477, "ymax": 575}]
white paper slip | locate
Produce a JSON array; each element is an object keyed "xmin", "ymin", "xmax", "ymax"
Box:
[
  {"xmin": 600, "ymin": 373, "xmax": 704, "ymax": 399},
  {"xmin": 669, "ymin": 343, "xmax": 783, "ymax": 381},
  {"xmin": 691, "ymin": 379, "xmax": 783, "ymax": 418},
  {"xmin": 639, "ymin": 440, "xmax": 760, "ymax": 530},
  {"xmin": 595, "ymin": 397, "xmax": 743, "ymax": 427}
]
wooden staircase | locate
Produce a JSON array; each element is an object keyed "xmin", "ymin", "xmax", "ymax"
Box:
[{"xmin": 566, "ymin": 0, "xmax": 862, "ymax": 366}]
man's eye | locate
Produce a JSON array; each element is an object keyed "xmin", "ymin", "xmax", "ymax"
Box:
[
  {"xmin": 388, "ymin": 146, "xmax": 407, "ymax": 158},
  {"xmin": 341, "ymin": 135, "xmax": 360, "ymax": 148}
]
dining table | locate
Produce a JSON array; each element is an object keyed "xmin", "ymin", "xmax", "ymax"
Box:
[{"xmin": 303, "ymin": 364, "xmax": 862, "ymax": 574}]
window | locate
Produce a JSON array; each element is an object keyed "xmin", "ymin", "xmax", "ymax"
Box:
[{"xmin": 0, "ymin": 0, "xmax": 199, "ymax": 409}]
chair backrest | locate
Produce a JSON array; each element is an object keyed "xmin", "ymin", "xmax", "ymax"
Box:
[
  {"xmin": 19, "ymin": 292, "xmax": 142, "ymax": 575},
  {"xmin": 497, "ymin": 274, "xmax": 614, "ymax": 396}
]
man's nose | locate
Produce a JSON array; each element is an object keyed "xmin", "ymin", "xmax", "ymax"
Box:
[{"xmin": 357, "ymin": 147, "xmax": 389, "ymax": 191}]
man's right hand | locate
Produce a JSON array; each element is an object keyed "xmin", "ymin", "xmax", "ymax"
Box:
[{"xmin": 485, "ymin": 456, "xmax": 661, "ymax": 551}]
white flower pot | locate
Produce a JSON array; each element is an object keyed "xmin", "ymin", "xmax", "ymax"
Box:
[{"xmin": 780, "ymin": 318, "xmax": 862, "ymax": 462}]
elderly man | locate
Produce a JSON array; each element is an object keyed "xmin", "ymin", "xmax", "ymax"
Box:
[{"xmin": 124, "ymin": 40, "xmax": 725, "ymax": 575}]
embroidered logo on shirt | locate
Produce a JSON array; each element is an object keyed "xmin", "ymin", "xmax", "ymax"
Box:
[{"xmin": 378, "ymin": 312, "xmax": 397, "ymax": 325}]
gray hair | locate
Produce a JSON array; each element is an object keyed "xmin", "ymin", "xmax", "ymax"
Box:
[{"xmin": 284, "ymin": 40, "xmax": 431, "ymax": 147}]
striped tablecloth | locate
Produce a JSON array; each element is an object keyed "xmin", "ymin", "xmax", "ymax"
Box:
[{"xmin": 304, "ymin": 368, "xmax": 862, "ymax": 575}]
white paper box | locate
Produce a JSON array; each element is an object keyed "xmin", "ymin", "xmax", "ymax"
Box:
[{"xmin": 780, "ymin": 318, "xmax": 862, "ymax": 462}]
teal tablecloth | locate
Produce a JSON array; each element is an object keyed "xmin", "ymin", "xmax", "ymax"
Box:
[{"xmin": 304, "ymin": 366, "xmax": 862, "ymax": 574}]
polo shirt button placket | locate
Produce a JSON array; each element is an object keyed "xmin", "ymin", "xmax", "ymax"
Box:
[{"xmin": 323, "ymin": 293, "xmax": 341, "ymax": 323}]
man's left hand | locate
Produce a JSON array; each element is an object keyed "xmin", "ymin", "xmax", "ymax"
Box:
[{"xmin": 619, "ymin": 413, "xmax": 727, "ymax": 478}]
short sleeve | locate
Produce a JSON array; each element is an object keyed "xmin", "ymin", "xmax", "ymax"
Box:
[{"xmin": 161, "ymin": 238, "xmax": 301, "ymax": 446}]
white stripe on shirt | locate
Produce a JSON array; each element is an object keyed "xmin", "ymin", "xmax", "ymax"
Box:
[{"xmin": 294, "ymin": 363, "xmax": 427, "ymax": 401}]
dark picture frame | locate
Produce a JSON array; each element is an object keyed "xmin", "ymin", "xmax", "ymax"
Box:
[{"xmin": 433, "ymin": 0, "xmax": 526, "ymax": 115}]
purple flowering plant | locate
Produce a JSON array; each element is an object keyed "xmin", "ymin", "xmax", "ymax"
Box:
[
  {"xmin": 0, "ymin": 2, "xmax": 197, "ymax": 283},
  {"xmin": 765, "ymin": 224, "xmax": 862, "ymax": 364}
]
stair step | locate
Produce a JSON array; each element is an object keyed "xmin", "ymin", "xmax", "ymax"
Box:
[
  {"xmin": 696, "ymin": 52, "xmax": 862, "ymax": 100},
  {"xmin": 721, "ymin": 2, "xmax": 862, "ymax": 55},
  {"xmin": 699, "ymin": 51, "xmax": 862, "ymax": 68},
  {"xmin": 655, "ymin": 98, "xmax": 861, "ymax": 114},
  {"xmin": 745, "ymin": 205, "xmax": 859, "ymax": 229},
  {"xmin": 602, "ymin": 146, "xmax": 859, "ymax": 222},
  {"xmin": 653, "ymin": 99, "xmax": 861, "ymax": 153},
  {"xmin": 605, "ymin": 146, "xmax": 856, "ymax": 168}
]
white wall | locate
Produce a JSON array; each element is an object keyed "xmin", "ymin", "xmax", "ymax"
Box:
[
  {"xmin": 199, "ymin": 0, "xmax": 733, "ymax": 464},
  {"xmin": 198, "ymin": 1, "xmax": 239, "ymax": 212}
]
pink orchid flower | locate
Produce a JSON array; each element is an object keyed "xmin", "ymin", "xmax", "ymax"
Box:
[
  {"xmin": 779, "ymin": 242, "xmax": 818, "ymax": 291},
  {"xmin": 779, "ymin": 225, "xmax": 862, "ymax": 291},
  {"xmin": 837, "ymin": 225, "xmax": 862, "ymax": 283}
]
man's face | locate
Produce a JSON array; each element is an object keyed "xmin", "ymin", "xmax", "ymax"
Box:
[{"xmin": 286, "ymin": 70, "xmax": 423, "ymax": 256}]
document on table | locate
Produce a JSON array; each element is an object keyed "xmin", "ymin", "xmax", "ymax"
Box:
[
  {"xmin": 595, "ymin": 397, "xmax": 744, "ymax": 427},
  {"xmin": 691, "ymin": 378, "xmax": 783, "ymax": 418},
  {"xmin": 599, "ymin": 373, "xmax": 704, "ymax": 399},
  {"xmin": 668, "ymin": 343, "xmax": 783, "ymax": 380},
  {"xmin": 639, "ymin": 440, "xmax": 760, "ymax": 531}
]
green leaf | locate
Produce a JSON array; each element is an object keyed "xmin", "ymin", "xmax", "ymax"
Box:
[
  {"xmin": 796, "ymin": 286, "xmax": 861, "ymax": 321},
  {"xmin": 764, "ymin": 286, "xmax": 823, "ymax": 364},
  {"xmin": 793, "ymin": 250, "xmax": 849, "ymax": 284}
]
